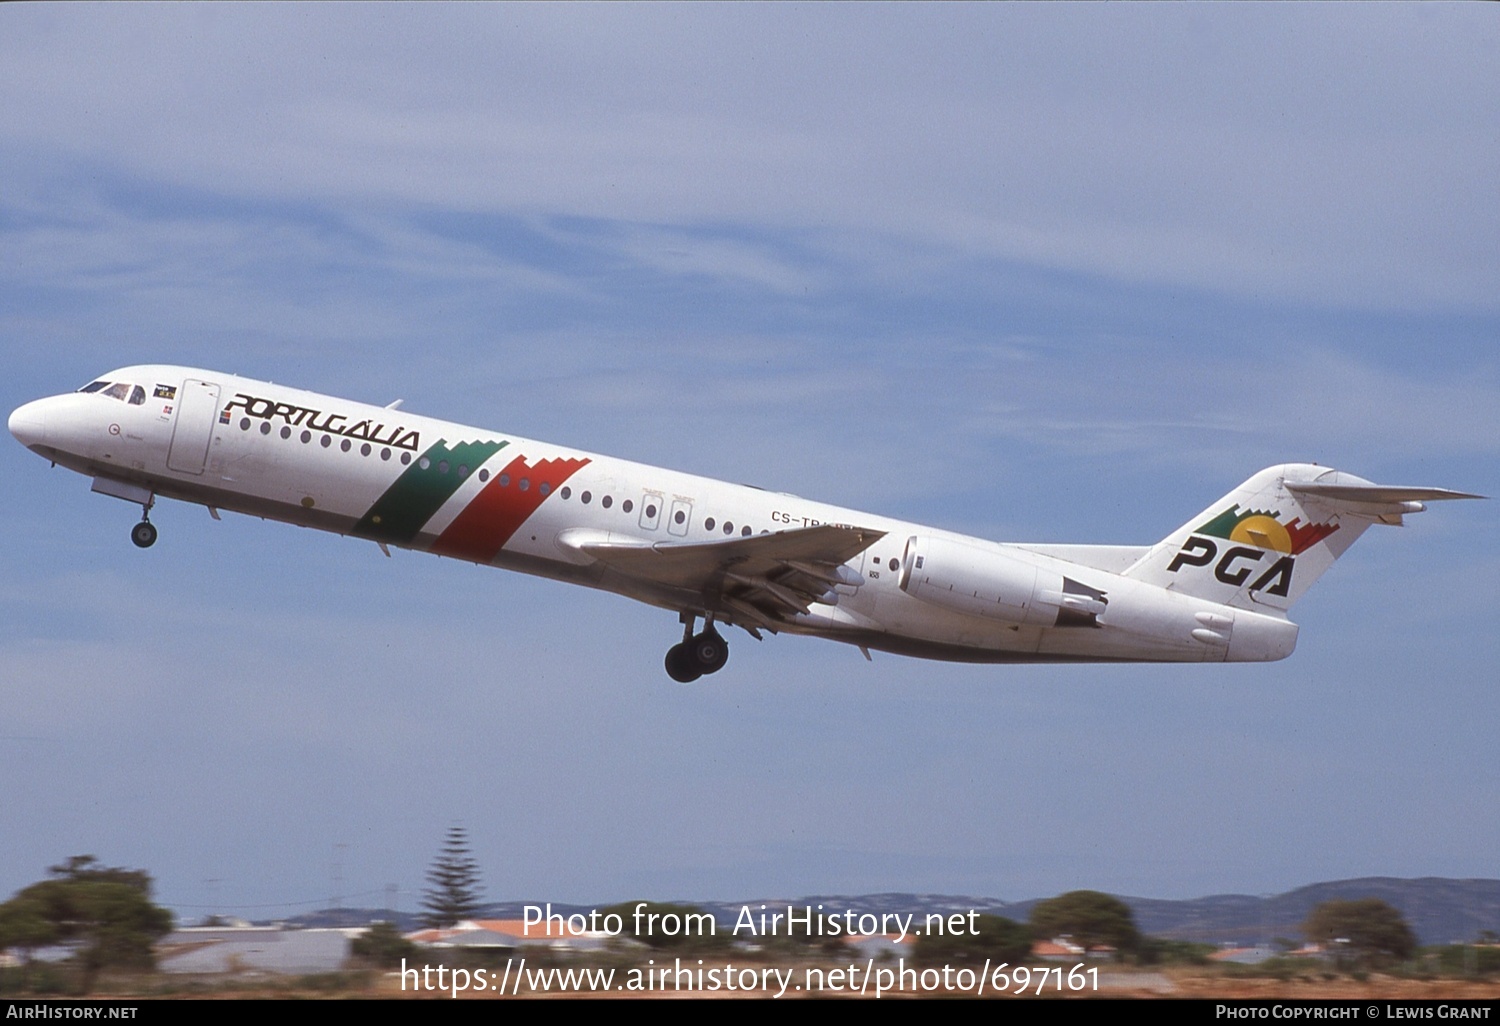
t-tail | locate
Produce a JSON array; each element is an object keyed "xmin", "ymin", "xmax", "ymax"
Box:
[{"xmin": 1124, "ymin": 463, "xmax": 1481, "ymax": 613}]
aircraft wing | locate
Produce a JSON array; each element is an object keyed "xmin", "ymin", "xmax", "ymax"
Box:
[{"xmin": 560, "ymin": 523, "xmax": 885, "ymax": 632}]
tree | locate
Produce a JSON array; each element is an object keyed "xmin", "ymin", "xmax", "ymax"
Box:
[
  {"xmin": 0, "ymin": 895, "xmax": 59, "ymax": 989},
  {"xmin": 915, "ymin": 914, "xmax": 1033, "ymax": 966},
  {"xmin": 1301, "ymin": 898, "xmax": 1416, "ymax": 968},
  {"xmin": 0, "ymin": 856, "xmax": 173, "ymax": 993},
  {"xmin": 1028, "ymin": 890, "xmax": 1140, "ymax": 956},
  {"xmin": 421, "ymin": 827, "xmax": 483, "ymax": 928},
  {"xmin": 351, "ymin": 921, "xmax": 417, "ymax": 967}
]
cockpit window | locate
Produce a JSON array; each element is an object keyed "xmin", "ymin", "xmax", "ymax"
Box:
[{"xmin": 75, "ymin": 379, "xmax": 147, "ymax": 404}]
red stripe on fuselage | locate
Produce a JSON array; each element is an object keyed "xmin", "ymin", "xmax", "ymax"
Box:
[{"xmin": 429, "ymin": 454, "xmax": 590, "ymax": 563}]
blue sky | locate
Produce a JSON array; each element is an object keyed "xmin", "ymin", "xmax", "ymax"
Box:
[{"xmin": 2, "ymin": 5, "xmax": 1496, "ymax": 924}]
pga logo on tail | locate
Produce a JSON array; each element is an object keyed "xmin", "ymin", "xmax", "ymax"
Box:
[{"xmin": 1164, "ymin": 505, "xmax": 1341, "ymax": 598}]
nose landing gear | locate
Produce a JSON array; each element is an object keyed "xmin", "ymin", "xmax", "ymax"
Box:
[{"xmin": 665, "ymin": 614, "xmax": 729, "ymax": 683}]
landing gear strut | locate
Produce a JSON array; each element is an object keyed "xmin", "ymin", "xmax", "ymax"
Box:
[{"xmin": 664, "ymin": 614, "xmax": 729, "ymax": 683}]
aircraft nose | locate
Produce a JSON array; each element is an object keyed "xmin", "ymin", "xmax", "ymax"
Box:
[{"xmin": 8, "ymin": 398, "xmax": 49, "ymax": 451}]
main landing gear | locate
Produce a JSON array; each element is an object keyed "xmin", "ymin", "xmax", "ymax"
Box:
[
  {"xmin": 130, "ymin": 494, "xmax": 157, "ymax": 549},
  {"xmin": 665, "ymin": 614, "xmax": 729, "ymax": 683}
]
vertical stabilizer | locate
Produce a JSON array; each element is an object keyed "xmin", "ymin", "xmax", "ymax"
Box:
[{"xmin": 1123, "ymin": 464, "xmax": 1479, "ymax": 612}]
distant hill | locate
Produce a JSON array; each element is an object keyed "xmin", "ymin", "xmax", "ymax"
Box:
[
  {"xmin": 1120, "ymin": 877, "xmax": 1500, "ymax": 947},
  {"xmin": 275, "ymin": 877, "xmax": 1499, "ymax": 948}
]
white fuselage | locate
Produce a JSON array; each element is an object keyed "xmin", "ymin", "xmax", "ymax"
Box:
[{"xmin": 11, "ymin": 364, "xmax": 1306, "ymax": 671}]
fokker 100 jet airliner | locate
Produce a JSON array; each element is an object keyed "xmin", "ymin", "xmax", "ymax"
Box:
[{"xmin": 9, "ymin": 366, "xmax": 1480, "ymax": 681}]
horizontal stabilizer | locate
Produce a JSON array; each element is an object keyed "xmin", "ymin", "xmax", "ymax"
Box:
[{"xmin": 1286, "ymin": 482, "xmax": 1484, "ymax": 505}]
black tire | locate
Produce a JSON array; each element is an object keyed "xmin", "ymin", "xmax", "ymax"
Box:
[
  {"xmin": 131, "ymin": 521, "xmax": 158, "ymax": 549},
  {"xmin": 691, "ymin": 629, "xmax": 729, "ymax": 675},
  {"xmin": 664, "ymin": 643, "xmax": 702, "ymax": 683}
]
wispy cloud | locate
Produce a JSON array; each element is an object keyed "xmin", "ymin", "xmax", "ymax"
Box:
[{"xmin": 4, "ymin": 5, "xmax": 1497, "ymax": 310}]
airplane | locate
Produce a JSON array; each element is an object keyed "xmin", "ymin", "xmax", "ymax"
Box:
[{"xmin": 9, "ymin": 365, "xmax": 1481, "ymax": 681}]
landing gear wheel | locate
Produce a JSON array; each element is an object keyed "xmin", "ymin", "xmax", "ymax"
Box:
[
  {"xmin": 690, "ymin": 628, "xmax": 729, "ymax": 676},
  {"xmin": 131, "ymin": 520, "xmax": 158, "ymax": 549},
  {"xmin": 665, "ymin": 643, "xmax": 703, "ymax": 683}
]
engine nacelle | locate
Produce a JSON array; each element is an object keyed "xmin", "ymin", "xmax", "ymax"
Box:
[{"xmin": 898, "ymin": 535, "xmax": 1107, "ymax": 628}]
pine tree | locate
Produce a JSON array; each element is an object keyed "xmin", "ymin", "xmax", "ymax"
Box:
[{"xmin": 421, "ymin": 826, "xmax": 484, "ymax": 928}]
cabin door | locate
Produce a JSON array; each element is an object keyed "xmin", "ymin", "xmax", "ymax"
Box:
[{"xmin": 167, "ymin": 379, "xmax": 222, "ymax": 475}]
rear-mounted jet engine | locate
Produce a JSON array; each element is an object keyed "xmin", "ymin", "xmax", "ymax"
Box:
[{"xmin": 898, "ymin": 535, "xmax": 1108, "ymax": 628}]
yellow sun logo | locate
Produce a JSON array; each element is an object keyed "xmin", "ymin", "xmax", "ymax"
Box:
[{"xmin": 1229, "ymin": 514, "xmax": 1293, "ymax": 553}]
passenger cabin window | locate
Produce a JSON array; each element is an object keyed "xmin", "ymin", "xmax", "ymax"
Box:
[
  {"xmin": 667, "ymin": 499, "xmax": 691, "ymax": 538},
  {"xmin": 634, "ymin": 496, "xmax": 662, "ymax": 531}
]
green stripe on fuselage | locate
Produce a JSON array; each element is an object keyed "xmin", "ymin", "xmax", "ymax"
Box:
[{"xmin": 353, "ymin": 439, "xmax": 507, "ymax": 544}]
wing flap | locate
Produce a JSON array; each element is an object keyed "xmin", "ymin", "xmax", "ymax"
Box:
[{"xmin": 571, "ymin": 523, "xmax": 885, "ymax": 626}]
